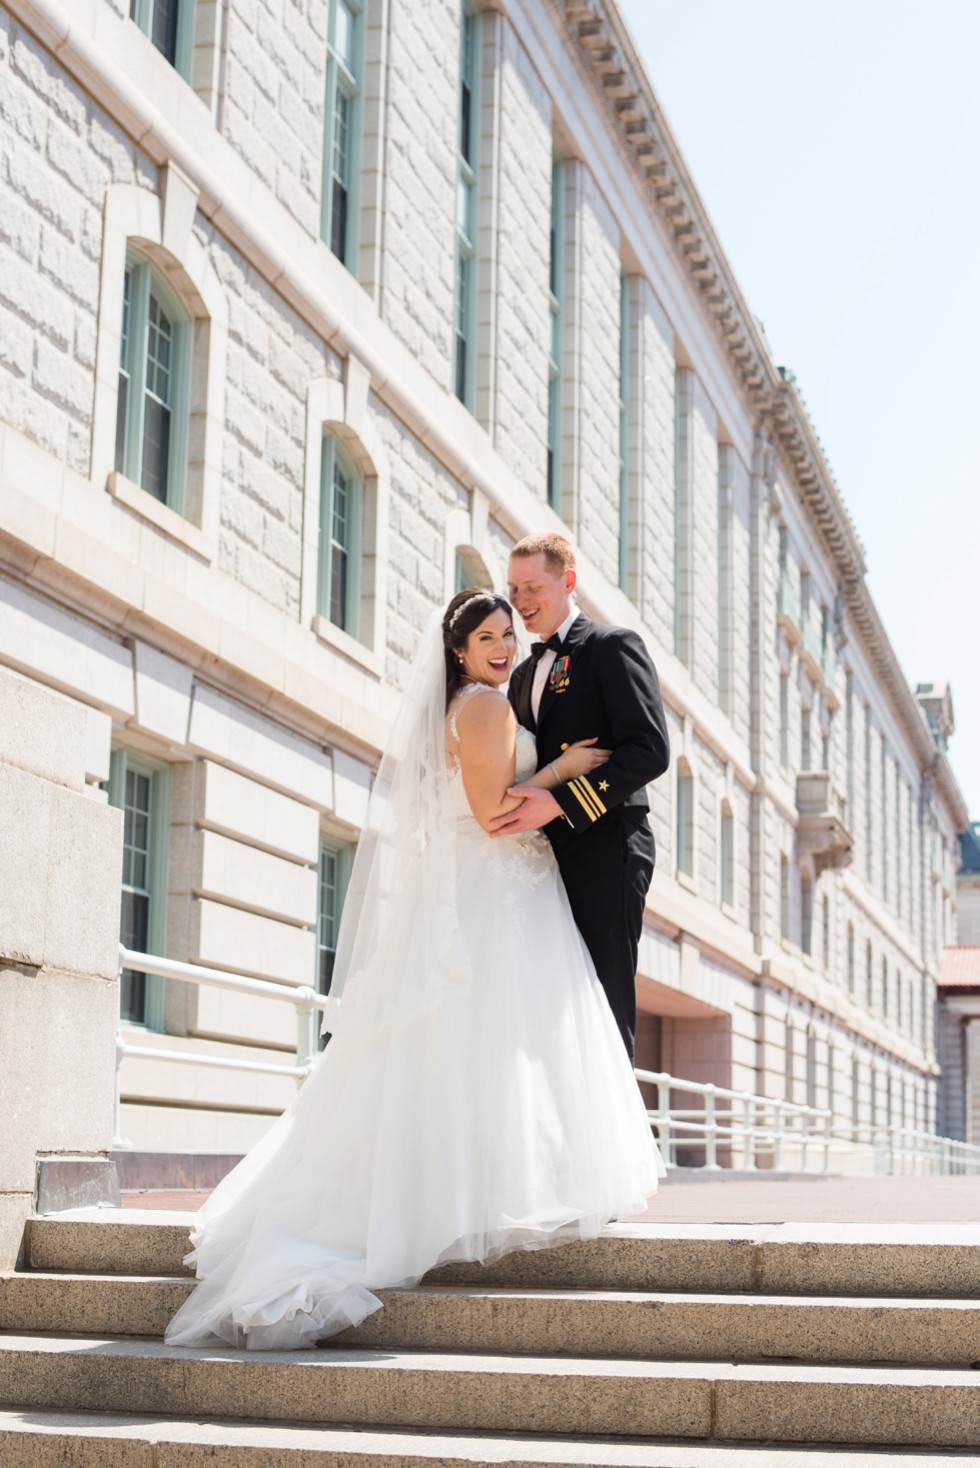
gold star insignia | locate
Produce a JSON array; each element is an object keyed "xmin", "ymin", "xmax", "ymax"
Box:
[{"xmin": 599, "ymin": 780, "xmax": 609, "ymax": 792}]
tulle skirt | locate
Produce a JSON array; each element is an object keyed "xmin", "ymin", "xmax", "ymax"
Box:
[{"xmin": 165, "ymin": 830, "xmax": 665, "ymax": 1350}]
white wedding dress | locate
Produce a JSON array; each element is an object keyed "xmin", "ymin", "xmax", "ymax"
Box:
[{"xmin": 165, "ymin": 685, "xmax": 664, "ymax": 1351}]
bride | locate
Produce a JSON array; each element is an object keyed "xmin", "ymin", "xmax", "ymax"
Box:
[{"xmin": 165, "ymin": 589, "xmax": 665, "ymax": 1351}]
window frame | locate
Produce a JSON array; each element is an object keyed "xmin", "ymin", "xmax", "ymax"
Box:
[
  {"xmin": 546, "ymin": 158, "xmax": 564, "ymax": 509},
  {"xmin": 116, "ymin": 250, "xmax": 191, "ymax": 513},
  {"xmin": 617, "ymin": 273, "xmax": 629, "ymax": 590},
  {"xmin": 801, "ymin": 870, "xmax": 813, "ymax": 956},
  {"xmin": 321, "ymin": 0, "xmax": 364, "ymax": 270},
  {"xmin": 317, "ymin": 433, "xmax": 362, "ymax": 636},
  {"xmin": 316, "ymin": 834, "xmax": 352, "ymax": 998},
  {"xmin": 675, "ymin": 761, "xmax": 694, "ymax": 881},
  {"xmin": 718, "ymin": 800, "xmax": 734, "ymax": 909},
  {"xmin": 130, "ymin": 0, "xmax": 195, "ymax": 79},
  {"xmin": 107, "ymin": 747, "xmax": 170, "ymax": 1033},
  {"xmin": 453, "ymin": 4, "xmax": 479, "ymax": 408}
]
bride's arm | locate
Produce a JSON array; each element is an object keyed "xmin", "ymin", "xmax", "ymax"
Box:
[
  {"xmin": 517, "ymin": 739, "xmax": 610, "ymax": 793},
  {"xmin": 455, "ymin": 692, "xmax": 527, "ymax": 833}
]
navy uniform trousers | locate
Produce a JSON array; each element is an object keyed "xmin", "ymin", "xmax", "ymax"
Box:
[{"xmin": 508, "ymin": 613, "xmax": 670, "ymax": 1060}]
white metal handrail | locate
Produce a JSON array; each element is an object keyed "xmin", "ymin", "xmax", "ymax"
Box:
[
  {"xmin": 636, "ymin": 1068, "xmax": 833, "ymax": 1172},
  {"xmin": 635, "ymin": 1067, "xmax": 980, "ymax": 1176},
  {"xmin": 114, "ymin": 950, "xmax": 980, "ymax": 1175},
  {"xmin": 114, "ymin": 945, "xmax": 330, "ymax": 1147}
]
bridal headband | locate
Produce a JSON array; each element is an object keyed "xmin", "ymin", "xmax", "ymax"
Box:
[{"xmin": 448, "ymin": 592, "xmax": 493, "ymax": 631}]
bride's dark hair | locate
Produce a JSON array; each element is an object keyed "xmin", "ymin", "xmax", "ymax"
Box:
[{"xmin": 442, "ymin": 588, "xmax": 514, "ymax": 707}]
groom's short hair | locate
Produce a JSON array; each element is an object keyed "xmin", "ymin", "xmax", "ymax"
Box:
[{"xmin": 510, "ymin": 533, "xmax": 576, "ymax": 576}]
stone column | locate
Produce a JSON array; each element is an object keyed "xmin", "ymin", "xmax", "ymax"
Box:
[{"xmin": 0, "ymin": 668, "xmax": 122, "ymax": 1267}]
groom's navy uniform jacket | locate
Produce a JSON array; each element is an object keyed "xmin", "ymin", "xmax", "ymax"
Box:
[{"xmin": 508, "ymin": 613, "xmax": 670, "ymax": 1058}]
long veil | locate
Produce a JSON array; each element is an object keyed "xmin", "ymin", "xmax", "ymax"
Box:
[{"xmin": 320, "ymin": 610, "xmax": 470, "ymax": 1038}]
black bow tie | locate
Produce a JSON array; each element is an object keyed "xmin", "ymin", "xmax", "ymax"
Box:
[{"xmin": 530, "ymin": 634, "xmax": 563, "ymax": 662}]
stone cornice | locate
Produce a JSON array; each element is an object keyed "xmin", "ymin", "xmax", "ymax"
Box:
[{"xmin": 561, "ymin": 0, "xmax": 969, "ymax": 829}]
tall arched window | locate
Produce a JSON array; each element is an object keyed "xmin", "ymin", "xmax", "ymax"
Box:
[
  {"xmin": 821, "ymin": 892, "xmax": 830, "ymax": 972},
  {"xmin": 322, "ymin": 0, "xmax": 363, "ymax": 267},
  {"xmin": 454, "ymin": 4, "xmax": 479, "ymax": 405},
  {"xmin": 115, "ymin": 252, "xmax": 190, "ymax": 509},
  {"xmin": 318, "ymin": 435, "xmax": 361, "ymax": 634},
  {"xmin": 801, "ymin": 871, "xmax": 813, "ymax": 955},
  {"xmin": 881, "ymin": 956, "xmax": 889, "ymax": 1020},
  {"xmin": 865, "ymin": 938, "xmax": 874, "ymax": 1008},
  {"xmin": 675, "ymin": 760, "xmax": 694, "ymax": 879},
  {"xmin": 454, "ymin": 546, "xmax": 492, "ymax": 593},
  {"xmin": 719, "ymin": 800, "xmax": 734, "ymax": 908},
  {"xmin": 846, "ymin": 922, "xmax": 855, "ymax": 995},
  {"xmin": 547, "ymin": 159, "xmax": 564, "ymax": 508}
]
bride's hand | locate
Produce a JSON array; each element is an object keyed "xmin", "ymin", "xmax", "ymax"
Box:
[{"xmin": 556, "ymin": 739, "xmax": 612, "ymax": 780}]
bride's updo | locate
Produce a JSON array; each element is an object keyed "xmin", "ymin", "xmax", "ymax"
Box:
[{"xmin": 443, "ymin": 588, "xmax": 513, "ymax": 706}]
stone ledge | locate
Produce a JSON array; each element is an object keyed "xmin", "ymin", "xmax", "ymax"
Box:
[{"xmin": 107, "ymin": 473, "xmax": 216, "ymax": 563}]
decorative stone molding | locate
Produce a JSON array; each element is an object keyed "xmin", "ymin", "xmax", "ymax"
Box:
[
  {"xmin": 300, "ymin": 366, "xmax": 390, "ymax": 666},
  {"xmin": 796, "ymin": 770, "xmax": 853, "ymax": 878},
  {"xmin": 92, "ymin": 175, "xmax": 227, "ymax": 549}
]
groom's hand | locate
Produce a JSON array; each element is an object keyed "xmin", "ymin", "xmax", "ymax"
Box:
[{"xmin": 489, "ymin": 787, "xmax": 562, "ymax": 835}]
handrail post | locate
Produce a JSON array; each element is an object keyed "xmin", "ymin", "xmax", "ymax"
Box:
[
  {"xmin": 773, "ymin": 1102, "xmax": 784, "ymax": 1171},
  {"xmin": 656, "ymin": 1082, "xmax": 672, "ymax": 1169},
  {"xmin": 704, "ymin": 1085, "xmax": 719, "ymax": 1170},
  {"xmin": 822, "ymin": 1108, "xmax": 832, "ymax": 1173},
  {"xmin": 743, "ymin": 1094, "xmax": 757, "ymax": 1171},
  {"xmin": 294, "ymin": 987, "xmax": 318, "ymax": 1084},
  {"xmin": 112, "ymin": 1032, "xmax": 131, "ymax": 1150}
]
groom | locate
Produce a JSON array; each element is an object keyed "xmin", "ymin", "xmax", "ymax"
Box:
[{"xmin": 492, "ymin": 533, "xmax": 670, "ymax": 1059}]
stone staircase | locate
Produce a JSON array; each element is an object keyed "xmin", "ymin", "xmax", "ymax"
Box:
[{"xmin": 0, "ymin": 1211, "xmax": 979, "ymax": 1465}]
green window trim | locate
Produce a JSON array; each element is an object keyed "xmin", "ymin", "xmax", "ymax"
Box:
[
  {"xmin": 317, "ymin": 434, "xmax": 362, "ymax": 635},
  {"xmin": 116, "ymin": 251, "xmax": 190, "ymax": 513},
  {"xmin": 316, "ymin": 835, "xmax": 352, "ymax": 998},
  {"xmin": 453, "ymin": 5, "xmax": 479, "ymax": 407},
  {"xmin": 129, "ymin": 0, "xmax": 195, "ymax": 79},
  {"xmin": 321, "ymin": 0, "xmax": 363, "ymax": 269},
  {"xmin": 547, "ymin": 159, "xmax": 564, "ymax": 509},
  {"xmin": 107, "ymin": 748, "xmax": 170, "ymax": 1033}
]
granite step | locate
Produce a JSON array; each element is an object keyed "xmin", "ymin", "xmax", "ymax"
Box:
[
  {"xmin": 1, "ymin": 1407, "xmax": 978, "ymax": 1468},
  {"xmin": 0, "ymin": 1335, "xmax": 979, "ymax": 1448},
  {"xmin": 25, "ymin": 1213, "xmax": 980, "ymax": 1299},
  {"xmin": 4, "ymin": 1272, "xmax": 980, "ymax": 1365}
]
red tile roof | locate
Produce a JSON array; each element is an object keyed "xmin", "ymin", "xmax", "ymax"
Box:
[{"xmin": 939, "ymin": 947, "xmax": 980, "ymax": 989}]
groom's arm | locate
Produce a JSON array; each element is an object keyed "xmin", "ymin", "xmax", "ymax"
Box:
[{"xmin": 550, "ymin": 629, "xmax": 670, "ymax": 834}]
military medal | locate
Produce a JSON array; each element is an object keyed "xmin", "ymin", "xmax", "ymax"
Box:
[{"xmin": 549, "ymin": 655, "xmax": 571, "ymax": 693}]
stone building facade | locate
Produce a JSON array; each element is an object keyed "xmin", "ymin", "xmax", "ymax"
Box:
[{"xmin": 0, "ymin": 0, "xmax": 967, "ymax": 1159}]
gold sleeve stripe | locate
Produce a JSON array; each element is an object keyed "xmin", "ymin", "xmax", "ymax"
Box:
[
  {"xmin": 570, "ymin": 776, "xmax": 606, "ymax": 820},
  {"xmin": 567, "ymin": 780, "xmax": 599, "ymax": 824},
  {"xmin": 582, "ymin": 778, "xmax": 608, "ymax": 816}
]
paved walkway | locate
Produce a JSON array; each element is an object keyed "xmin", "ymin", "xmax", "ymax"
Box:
[
  {"xmin": 630, "ymin": 1174, "xmax": 980, "ymax": 1223},
  {"xmin": 119, "ymin": 1174, "xmax": 980, "ymax": 1223}
]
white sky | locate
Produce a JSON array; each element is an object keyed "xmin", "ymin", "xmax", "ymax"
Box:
[{"xmin": 617, "ymin": 0, "xmax": 980, "ymax": 820}]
